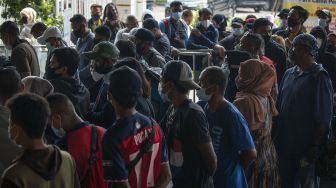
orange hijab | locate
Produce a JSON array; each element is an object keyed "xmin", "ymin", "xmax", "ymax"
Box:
[{"xmin": 234, "ymin": 59, "xmax": 278, "ymax": 130}]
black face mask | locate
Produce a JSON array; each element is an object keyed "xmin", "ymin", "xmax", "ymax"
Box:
[
  {"xmin": 107, "ymin": 12, "xmax": 115, "ymax": 20},
  {"xmin": 287, "ymin": 17, "xmax": 300, "ymax": 27},
  {"xmin": 73, "ymin": 30, "xmax": 83, "ymax": 38},
  {"xmin": 136, "ymin": 43, "xmax": 144, "ymax": 55},
  {"xmin": 46, "ymin": 66, "xmax": 62, "ymax": 80},
  {"xmin": 93, "ymin": 39, "xmax": 100, "ymax": 46},
  {"xmin": 263, "ymin": 35, "xmax": 271, "ymax": 44},
  {"xmin": 21, "ymin": 17, "xmax": 28, "ymax": 24}
]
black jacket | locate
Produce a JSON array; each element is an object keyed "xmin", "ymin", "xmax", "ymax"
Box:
[
  {"xmin": 50, "ymin": 78, "xmax": 90, "ymax": 118},
  {"xmin": 264, "ymin": 40, "xmax": 287, "ymax": 84}
]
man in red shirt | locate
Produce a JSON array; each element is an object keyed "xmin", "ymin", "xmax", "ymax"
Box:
[{"xmin": 47, "ymin": 93, "xmax": 107, "ymax": 188}]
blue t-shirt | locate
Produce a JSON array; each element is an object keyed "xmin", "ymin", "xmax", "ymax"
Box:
[
  {"xmin": 199, "ymin": 101, "xmax": 255, "ymax": 188},
  {"xmin": 276, "ymin": 64, "xmax": 333, "ymax": 158}
]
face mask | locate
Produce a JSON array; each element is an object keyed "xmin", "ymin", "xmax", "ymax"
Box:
[
  {"xmin": 200, "ymin": 20, "xmax": 212, "ymax": 29},
  {"xmin": 317, "ymin": 38, "xmax": 323, "ymax": 49},
  {"xmin": 263, "ymin": 35, "xmax": 271, "ymax": 44},
  {"xmin": 107, "ymin": 12, "xmax": 115, "ymax": 20},
  {"xmin": 46, "ymin": 66, "xmax": 62, "ymax": 79},
  {"xmin": 21, "ymin": 17, "xmax": 28, "ymax": 24},
  {"xmin": 232, "ymin": 28, "xmax": 243, "ymax": 36},
  {"xmin": 279, "ymin": 19, "xmax": 287, "ymax": 28},
  {"xmin": 136, "ymin": 43, "xmax": 144, "ymax": 55},
  {"xmin": 172, "ymin": 12, "xmax": 182, "ymax": 20},
  {"xmin": 91, "ymin": 70, "xmax": 104, "ymax": 81},
  {"xmin": 318, "ymin": 18, "xmax": 328, "ymax": 28},
  {"xmin": 46, "ymin": 42, "xmax": 56, "ymax": 55},
  {"xmin": 158, "ymin": 82, "xmax": 170, "ymax": 102},
  {"xmin": 51, "ymin": 127, "xmax": 66, "ymax": 138},
  {"xmin": 93, "ymin": 39, "xmax": 100, "ymax": 46},
  {"xmin": 287, "ymin": 17, "xmax": 300, "ymax": 27},
  {"xmin": 73, "ymin": 30, "xmax": 83, "ymax": 38},
  {"xmin": 196, "ymin": 88, "xmax": 212, "ymax": 101},
  {"xmin": 92, "ymin": 15, "xmax": 101, "ymax": 21}
]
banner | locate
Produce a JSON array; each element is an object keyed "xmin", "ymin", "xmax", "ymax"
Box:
[{"xmin": 283, "ymin": 0, "xmax": 336, "ymax": 32}]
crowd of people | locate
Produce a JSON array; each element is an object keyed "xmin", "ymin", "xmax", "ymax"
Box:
[{"xmin": 0, "ymin": 1, "xmax": 335, "ymax": 188}]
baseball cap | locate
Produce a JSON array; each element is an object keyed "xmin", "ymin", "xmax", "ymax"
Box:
[
  {"xmin": 292, "ymin": 34, "xmax": 319, "ymax": 58},
  {"xmin": 161, "ymin": 60, "xmax": 200, "ymax": 90},
  {"xmin": 278, "ymin": 9, "xmax": 290, "ymax": 18},
  {"xmin": 83, "ymin": 41, "xmax": 119, "ymax": 60},
  {"xmin": 108, "ymin": 66, "xmax": 142, "ymax": 97},
  {"xmin": 231, "ymin": 17, "xmax": 244, "ymax": 27},
  {"xmin": 134, "ymin": 28, "xmax": 155, "ymax": 42},
  {"xmin": 316, "ymin": 9, "xmax": 332, "ymax": 19},
  {"xmin": 37, "ymin": 27, "xmax": 62, "ymax": 45}
]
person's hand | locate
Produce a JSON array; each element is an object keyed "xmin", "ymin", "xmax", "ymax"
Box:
[
  {"xmin": 171, "ymin": 47, "xmax": 180, "ymax": 57},
  {"xmin": 191, "ymin": 29, "xmax": 202, "ymax": 37}
]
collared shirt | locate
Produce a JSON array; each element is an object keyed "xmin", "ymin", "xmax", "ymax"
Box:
[
  {"xmin": 276, "ymin": 64, "xmax": 333, "ymax": 158},
  {"xmin": 76, "ymin": 32, "xmax": 95, "ymax": 70}
]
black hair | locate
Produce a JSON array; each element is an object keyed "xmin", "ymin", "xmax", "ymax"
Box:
[
  {"xmin": 95, "ymin": 25, "xmax": 111, "ymax": 39},
  {"xmin": 126, "ymin": 15, "xmax": 137, "ymax": 23},
  {"xmin": 115, "ymin": 39, "xmax": 136, "ymax": 58},
  {"xmin": 182, "ymin": 9, "xmax": 193, "ymax": 18},
  {"xmin": 31, "ymin": 22, "xmax": 47, "ymax": 35},
  {"xmin": 46, "ymin": 93, "xmax": 74, "ymax": 114},
  {"xmin": 70, "ymin": 14, "xmax": 87, "ymax": 24},
  {"xmin": 103, "ymin": 3, "xmax": 119, "ymax": 21},
  {"xmin": 242, "ymin": 32, "xmax": 264, "ymax": 55},
  {"xmin": 6, "ymin": 93, "xmax": 51, "ymax": 139},
  {"xmin": 0, "ymin": 68, "xmax": 21, "ymax": 101},
  {"xmin": 142, "ymin": 18, "xmax": 159, "ymax": 30},
  {"xmin": 109, "ymin": 66, "xmax": 142, "ymax": 108},
  {"xmin": 291, "ymin": 5, "xmax": 309, "ymax": 22},
  {"xmin": 0, "ymin": 21, "xmax": 20, "ymax": 36},
  {"xmin": 246, "ymin": 15, "xmax": 257, "ymax": 20},
  {"xmin": 199, "ymin": 8, "xmax": 212, "ymax": 17},
  {"xmin": 202, "ymin": 66, "xmax": 228, "ymax": 95},
  {"xmin": 252, "ymin": 18, "xmax": 272, "ymax": 32},
  {"xmin": 170, "ymin": 1, "xmax": 183, "ymax": 8},
  {"xmin": 51, "ymin": 47, "xmax": 79, "ymax": 76},
  {"xmin": 114, "ymin": 57, "xmax": 151, "ymax": 98}
]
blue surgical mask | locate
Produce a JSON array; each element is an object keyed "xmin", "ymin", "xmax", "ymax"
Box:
[
  {"xmin": 51, "ymin": 127, "xmax": 66, "ymax": 138},
  {"xmin": 158, "ymin": 83, "xmax": 170, "ymax": 102},
  {"xmin": 232, "ymin": 28, "xmax": 243, "ymax": 36},
  {"xmin": 172, "ymin": 12, "xmax": 182, "ymax": 20},
  {"xmin": 46, "ymin": 42, "xmax": 55, "ymax": 56},
  {"xmin": 318, "ymin": 18, "xmax": 328, "ymax": 28},
  {"xmin": 196, "ymin": 88, "xmax": 211, "ymax": 101}
]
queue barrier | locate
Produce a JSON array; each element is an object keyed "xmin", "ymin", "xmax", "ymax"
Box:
[{"xmin": 177, "ymin": 49, "xmax": 213, "ymax": 102}]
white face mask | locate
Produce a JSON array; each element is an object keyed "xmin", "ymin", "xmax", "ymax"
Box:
[
  {"xmin": 158, "ymin": 82, "xmax": 170, "ymax": 102},
  {"xmin": 90, "ymin": 71, "xmax": 104, "ymax": 82},
  {"xmin": 196, "ymin": 88, "xmax": 211, "ymax": 101},
  {"xmin": 200, "ymin": 20, "xmax": 212, "ymax": 29},
  {"xmin": 317, "ymin": 38, "xmax": 323, "ymax": 49},
  {"xmin": 232, "ymin": 28, "xmax": 243, "ymax": 36},
  {"xmin": 51, "ymin": 127, "xmax": 66, "ymax": 138}
]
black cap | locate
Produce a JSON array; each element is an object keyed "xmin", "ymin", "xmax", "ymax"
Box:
[
  {"xmin": 278, "ymin": 9, "xmax": 290, "ymax": 18},
  {"xmin": 108, "ymin": 66, "xmax": 142, "ymax": 96},
  {"xmin": 162, "ymin": 60, "xmax": 200, "ymax": 90},
  {"xmin": 212, "ymin": 14, "xmax": 226, "ymax": 25},
  {"xmin": 134, "ymin": 28, "xmax": 155, "ymax": 42}
]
